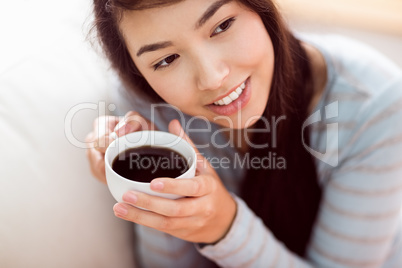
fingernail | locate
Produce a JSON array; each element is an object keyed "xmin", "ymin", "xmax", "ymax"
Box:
[
  {"xmin": 109, "ymin": 132, "xmax": 117, "ymax": 140},
  {"xmin": 114, "ymin": 121, "xmax": 125, "ymax": 132},
  {"xmin": 123, "ymin": 192, "xmax": 138, "ymax": 204},
  {"xmin": 151, "ymin": 180, "xmax": 164, "ymax": 191},
  {"xmin": 115, "ymin": 121, "xmax": 138, "ymax": 136},
  {"xmin": 114, "ymin": 204, "xmax": 128, "ymax": 216}
]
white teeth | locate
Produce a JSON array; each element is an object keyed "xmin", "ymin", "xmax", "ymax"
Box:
[
  {"xmin": 213, "ymin": 81, "xmax": 246, "ymax": 106},
  {"xmin": 229, "ymin": 92, "xmax": 239, "ymax": 100},
  {"xmin": 222, "ymin": 96, "xmax": 232, "ymax": 105}
]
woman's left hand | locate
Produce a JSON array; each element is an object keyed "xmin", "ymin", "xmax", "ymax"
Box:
[{"xmin": 113, "ymin": 119, "xmax": 237, "ymax": 244}]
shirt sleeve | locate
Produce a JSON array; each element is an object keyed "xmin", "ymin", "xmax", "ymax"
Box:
[
  {"xmin": 197, "ymin": 78, "xmax": 402, "ymax": 268},
  {"xmin": 306, "ymin": 78, "xmax": 402, "ymax": 267},
  {"xmin": 197, "ymin": 195, "xmax": 313, "ymax": 267}
]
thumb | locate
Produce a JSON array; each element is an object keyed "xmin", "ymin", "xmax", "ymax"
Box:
[
  {"xmin": 168, "ymin": 119, "xmax": 199, "ymax": 154},
  {"xmin": 168, "ymin": 119, "xmax": 209, "ymax": 174}
]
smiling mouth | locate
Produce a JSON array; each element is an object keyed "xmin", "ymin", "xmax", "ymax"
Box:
[{"xmin": 212, "ymin": 81, "xmax": 246, "ymax": 106}]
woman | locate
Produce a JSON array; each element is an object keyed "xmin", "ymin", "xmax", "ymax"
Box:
[{"xmin": 86, "ymin": 0, "xmax": 402, "ymax": 267}]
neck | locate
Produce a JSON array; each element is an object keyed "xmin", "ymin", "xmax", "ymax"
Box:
[{"xmin": 222, "ymin": 128, "xmax": 251, "ymax": 154}]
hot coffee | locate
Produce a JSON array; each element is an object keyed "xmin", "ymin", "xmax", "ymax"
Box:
[{"xmin": 112, "ymin": 146, "xmax": 189, "ymax": 183}]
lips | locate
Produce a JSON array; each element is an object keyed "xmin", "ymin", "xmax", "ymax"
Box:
[{"xmin": 206, "ymin": 77, "xmax": 251, "ymax": 116}]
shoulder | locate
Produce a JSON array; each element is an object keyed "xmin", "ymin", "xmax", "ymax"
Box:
[
  {"xmin": 299, "ymin": 34, "xmax": 402, "ymax": 182},
  {"xmin": 301, "ymin": 33, "xmax": 402, "ymax": 133},
  {"xmin": 300, "ymin": 33, "xmax": 401, "ymax": 83},
  {"xmin": 300, "ymin": 33, "xmax": 401, "ymax": 99}
]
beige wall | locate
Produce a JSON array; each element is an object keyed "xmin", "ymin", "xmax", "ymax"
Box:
[
  {"xmin": 275, "ymin": 0, "xmax": 402, "ymax": 67},
  {"xmin": 276, "ymin": 0, "xmax": 402, "ymax": 36}
]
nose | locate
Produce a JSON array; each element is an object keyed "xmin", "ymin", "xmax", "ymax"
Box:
[{"xmin": 194, "ymin": 52, "xmax": 229, "ymax": 91}]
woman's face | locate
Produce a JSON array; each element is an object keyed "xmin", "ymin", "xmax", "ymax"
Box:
[{"xmin": 119, "ymin": 0, "xmax": 274, "ymax": 129}]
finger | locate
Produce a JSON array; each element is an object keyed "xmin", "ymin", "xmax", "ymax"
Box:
[
  {"xmin": 113, "ymin": 112, "xmax": 143, "ymax": 137},
  {"xmin": 90, "ymin": 116, "xmax": 121, "ymax": 153},
  {"xmin": 168, "ymin": 119, "xmax": 209, "ymax": 174},
  {"xmin": 86, "ymin": 147, "xmax": 107, "ymax": 184},
  {"xmin": 113, "ymin": 203, "xmax": 180, "ymax": 232},
  {"xmin": 85, "ymin": 131, "xmax": 97, "ymax": 150},
  {"xmin": 168, "ymin": 119, "xmax": 199, "ymax": 154},
  {"xmin": 114, "ymin": 111, "xmax": 156, "ymax": 137},
  {"xmin": 150, "ymin": 175, "xmax": 214, "ymax": 197},
  {"xmin": 121, "ymin": 191, "xmax": 198, "ymax": 217},
  {"xmin": 85, "ymin": 131, "xmax": 96, "ymax": 144},
  {"xmin": 94, "ymin": 116, "xmax": 121, "ymax": 136},
  {"xmin": 93, "ymin": 134, "xmax": 116, "ymax": 154}
]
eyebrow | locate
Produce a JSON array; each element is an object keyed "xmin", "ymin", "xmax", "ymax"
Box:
[
  {"xmin": 136, "ymin": 41, "xmax": 173, "ymax": 57},
  {"xmin": 136, "ymin": 0, "xmax": 231, "ymax": 57},
  {"xmin": 194, "ymin": 0, "xmax": 232, "ymax": 30}
]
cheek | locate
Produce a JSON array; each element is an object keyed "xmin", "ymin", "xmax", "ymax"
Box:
[
  {"xmin": 147, "ymin": 81, "xmax": 174, "ymax": 102},
  {"xmin": 132, "ymin": 60, "xmax": 190, "ymax": 105},
  {"xmin": 231, "ymin": 18, "xmax": 273, "ymax": 68},
  {"xmin": 146, "ymin": 76, "xmax": 191, "ymax": 105}
]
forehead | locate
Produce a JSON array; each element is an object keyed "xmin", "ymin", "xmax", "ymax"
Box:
[
  {"xmin": 120, "ymin": 0, "xmax": 219, "ymax": 33},
  {"xmin": 119, "ymin": 0, "xmax": 236, "ymax": 52},
  {"xmin": 122, "ymin": 0, "xmax": 184, "ymax": 10}
]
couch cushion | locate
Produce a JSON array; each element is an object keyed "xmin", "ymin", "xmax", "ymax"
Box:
[{"xmin": 0, "ymin": 1, "xmax": 136, "ymax": 267}]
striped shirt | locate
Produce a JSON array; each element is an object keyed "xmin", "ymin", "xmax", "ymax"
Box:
[{"xmin": 111, "ymin": 34, "xmax": 402, "ymax": 267}]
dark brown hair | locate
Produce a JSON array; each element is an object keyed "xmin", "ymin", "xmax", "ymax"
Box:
[{"xmin": 92, "ymin": 0, "xmax": 321, "ymax": 257}]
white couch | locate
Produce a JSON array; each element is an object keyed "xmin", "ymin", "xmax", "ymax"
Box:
[{"xmin": 0, "ymin": 1, "xmax": 136, "ymax": 267}]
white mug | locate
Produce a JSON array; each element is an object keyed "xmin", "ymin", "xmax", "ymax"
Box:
[{"xmin": 104, "ymin": 131, "xmax": 197, "ymax": 202}]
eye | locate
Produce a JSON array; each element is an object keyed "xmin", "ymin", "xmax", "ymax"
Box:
[
  {"xmin": 153, "ymin": 54, "xmax": 180, "ymax": 70},
  {"xmin": 211, "ymin": 17, "xmax": 235, "ymax": 37}
]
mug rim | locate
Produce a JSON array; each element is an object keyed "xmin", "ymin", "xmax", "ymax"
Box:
[{"xmin": 104, "ymin": 130, "xmax": 197, "ymax": 185}]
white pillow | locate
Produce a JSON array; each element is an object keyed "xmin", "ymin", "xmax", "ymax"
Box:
[{"xmin": 0, "ymin": 1, "xmax": 136, "ymax": 267}]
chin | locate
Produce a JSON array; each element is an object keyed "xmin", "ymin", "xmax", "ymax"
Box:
[
  {"xmin": 218, "ymin": 112, "xmax": 265, "ymax": 129},
  {"xmin": 239, "ymin": 103, "xmax": 267, "ymax": 129}
]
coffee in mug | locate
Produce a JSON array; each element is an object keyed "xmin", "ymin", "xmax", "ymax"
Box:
[{"xmin": 111, "ymin": 146, "xmax": 189, "ymax": 183}]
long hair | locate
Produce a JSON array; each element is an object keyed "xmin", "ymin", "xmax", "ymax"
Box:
[{"xmin": 91, "ymin": 0, "xmax": 321, "ymax": 257}]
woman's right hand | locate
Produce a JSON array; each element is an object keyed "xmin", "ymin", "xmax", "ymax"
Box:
[{"xmin": 85, "ymin": 111, "xmax": 157, "ymax": 184}]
